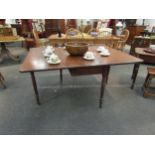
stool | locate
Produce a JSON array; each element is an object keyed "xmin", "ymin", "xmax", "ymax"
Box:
[
  {"xmin": 143, "ymin": 67, "xmax": 155, "ymax": 97},
  {"xmin": 0, "ymin": 72, "xmax": 6, "ymax": 88}
]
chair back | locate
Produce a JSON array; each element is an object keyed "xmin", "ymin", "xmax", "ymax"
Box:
[
  {"xmin": 121, "ymin": 29, "xmax": 129, "ymax": 42},
  {"xmin": 32, "ymin": 29, "xmax": 42, "ymax": 47}
]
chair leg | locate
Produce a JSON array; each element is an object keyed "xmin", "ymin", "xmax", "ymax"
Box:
[{"xmin": 143, "ymin": 75, "xmax": 154, "ymax": 97}]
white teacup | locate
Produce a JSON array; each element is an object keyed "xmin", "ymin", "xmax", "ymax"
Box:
[
  {"xmin": 49, "ymin": 54, "xmax": 59, "ymax": 63},
  {"xmin": 97, "ymin": 46, "xmax": 106, "ymax": 52},
  {"xmin": 84, "ymin": 51, "xmax": 94, "ymax": 59}
]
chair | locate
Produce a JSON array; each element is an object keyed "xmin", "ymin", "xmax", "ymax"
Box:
[
  {"xmin": 143, "ymin": 67, "xmax": 155, "ymax": 97},
  {"xmin": 116, "ymin": 29, "xmax": 129, "ymax": 51},
  {"xmin": 0, "ymin": 72, "xmax": 6, "ymax": 88},
  {"xmin": 66, "ymin": 28, "xmax": 83, "ymax": 38},
  {"xmin": 32, "ymin": 29, "xmax": 49, "ymax": 47}
]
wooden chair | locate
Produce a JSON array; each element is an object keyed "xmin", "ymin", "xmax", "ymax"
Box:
[
  {"xmin": 143, "ymin": 67, "xmax": 155, "ymax": 97},
  {"xmin": 32, "ymin": 29, "xmax": 49, "ymax": 47},
  {"xmin": 66, "ymin": 28, "xmax": 83, "ymax": 38},
  {"xmin": 116, "ymin": 29, "xmax": 129, "ymax": 51},
  {"xmin": 0, "ymin": 72, "xmax": 6, "ymax": 88}
]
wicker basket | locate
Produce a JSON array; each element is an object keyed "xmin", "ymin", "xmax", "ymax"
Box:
[{"xmin": 65, "ymin": 42, "xmax": 88, "ymax": 56}]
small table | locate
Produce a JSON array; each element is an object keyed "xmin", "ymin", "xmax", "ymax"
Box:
[
  {"xmin": 20, "ymin": 46, "xmax": 142, "ymax": 108},
  {"xmin": 48, "ymin": 33, "xmax": 120, "ymax": 49},
  {"xmin": 131, "ymin": 47, "xmax": 155, "ymax": 89},
  {"xmin": 0, "ymin": 36, "xmax": 25, "ymax": 63}
]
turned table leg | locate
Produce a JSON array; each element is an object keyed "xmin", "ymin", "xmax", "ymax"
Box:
[
  {"xmin": 99, "ymin": 66, "xmax": 108, "ymax": 108},
  {"xmin": 131, "ymin": 63, "xmax": 140, "ymax": 89}
]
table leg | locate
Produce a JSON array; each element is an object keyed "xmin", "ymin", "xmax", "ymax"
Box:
[
  {"xmin": 99, "ymin": 66, "xmax": 108, "ymax": 108},
  {"xmin": 30, "ymin": 72, "xmax": 40, "ymax": 105},
  {"xmin": 1, "ymin": 43, "xmax": 19, "ymax": 62},
  {"xmin": 131, "ymin": 63, "xmax": 140, "ymax": 89},
  {"xmin": 60, "ymin": 69, "xmax": 63, "ymax": 84},
  {"xmin": 0, "ymin": 72, "xmax": 6, "ymax": 88}
]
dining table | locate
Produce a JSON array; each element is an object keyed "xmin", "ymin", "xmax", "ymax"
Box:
[
  {"xmin": 48, "ymin": 33, "xmax": 120, "ymax": 49},
  {"xmin": 20, "ymin": 45, "xmax": 142, "ymax": 108},
  {"xmin": 0, "ymin": 36, "xmax": 25, "ymax": 63}
]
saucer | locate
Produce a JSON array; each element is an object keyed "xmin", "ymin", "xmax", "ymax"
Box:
[
  {"xmin": 83, "ymin": 56, "xmax": 95, "ymax": 60},
  {"xmin": 100, "ymin": 52, "xmax": 110, "ymax": 56},
  {"xmin": 47, "ymin": 59, "xmax": 61, "ymax": 64}
]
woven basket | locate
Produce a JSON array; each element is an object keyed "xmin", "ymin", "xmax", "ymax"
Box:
[{"xmin": 65, "ymin": 42, "xmax": 88, "ymax": 56}]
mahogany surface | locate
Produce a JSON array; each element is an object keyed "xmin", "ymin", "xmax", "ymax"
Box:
[
  {"xmin": 135, "ymin": 48, "xmax": 155, "ymax": 64},
  {"xmin": 20, "ymin": 46, "xmax": 142, "ymax": 73}
]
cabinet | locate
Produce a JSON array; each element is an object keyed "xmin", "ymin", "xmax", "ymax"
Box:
[
  {"xmin": 126, "ymin": 25, "xmax": 145, "ymax": 44},
  {"xmin": 45, "ymin": 19, "xmax": 65, "ymax": 37}
]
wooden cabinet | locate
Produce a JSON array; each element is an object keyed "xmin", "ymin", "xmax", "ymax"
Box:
[
  {"xmin": 126, "ymin": 25, "xmax": 145, "ymax": 44},
  {"xmin": 45, "ymin": 19, "xmax": 65, "ymax": 37}
]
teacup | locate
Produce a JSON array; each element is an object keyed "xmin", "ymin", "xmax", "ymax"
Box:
[
  {"xmin": 97, "ymin": 46, "xmax": 106, "ymax": 52},
  {"xmin": 150, "ymin": 44, "xmax": 155, "ymax": 50},
  {"xmin": 49, "ymin": 54, "xmax": 59, "ymax": 63},
  {"xmin": 84, "ymin": 51, "xmax": 94, "ymax": 59},
  {"xmin": 44, "ymin": 48, "xmax": 53, "ymax": 57}
]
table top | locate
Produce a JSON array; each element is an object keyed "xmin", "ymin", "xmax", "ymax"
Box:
[
  {"xmin": 48, "ymin": 33, "xmax": 120, "ymax": 40},
  {"xmin": 20, "ymin": 46, "xmax": 143, "ymax": 73},
  {"xmin": 0, "ymin": 36, "xmax": 25, "ymax": 43},
  {"xmin": 135, "ymin": 48, "xmax": 155, "ymax": 56}
]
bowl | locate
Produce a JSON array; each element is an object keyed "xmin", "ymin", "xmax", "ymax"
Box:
[{"xmin": 65, "ymin": 42, "xmax": 88, "ymax": 56}]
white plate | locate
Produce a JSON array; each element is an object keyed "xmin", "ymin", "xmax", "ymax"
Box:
[
  {"xmin": 83, "ymin": 56, "xmax": 95, "ymax": 60},
  {"xmin": 100, "ymin": 52, "xmax": 110, "ymax": 56},
  {"xmin": 47, "ymin": 59, "xmax": 61, "ymax": 64}
]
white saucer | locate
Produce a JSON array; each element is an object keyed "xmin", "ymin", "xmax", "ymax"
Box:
[
  {"xmin": 47, "ymin": 59, "xmax": 61, "ymax": 64},
  {"xmin": 100, "ymin": 52, "xmax": 110, "ymax": 56},
  {"xmin": 83, "ymin": 56, "xmax": 95, "ymax": 60}
]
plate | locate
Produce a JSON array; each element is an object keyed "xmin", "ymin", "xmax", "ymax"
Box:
[
  {"xmin": 100, "ymin": 52, "xmax": 110, "ymax": 56},
  {"xmin": 83, "ymin": 56, "xmax": 95, "ymax": 60},
  {"xmin": 47, "ymin": 59, "xmax": 61, "ymax": 64}
]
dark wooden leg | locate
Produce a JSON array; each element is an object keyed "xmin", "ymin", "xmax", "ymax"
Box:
[
  {"xmin": 60, "ymin": 69, "xmax": 63, "ymax": 84},
  {"xmin": 106, "ymin": 66, "xmax": 111, "ymax": 83},
  {"xmin": 0, "ymin": 72, "xmax": 6, "ymax": 88},
  {"xmin": 1, "ymin": 43, "xmax": 19, "ymax": 62},
  {"xmin": 131, "ymin": 63, "xmax": 140, "ymax": 89},
  {"xmin": 30, "ymin": 72, "xmax": 40, "ymax": 105},
  {"xmin": 99, "ymin": 67, "xmax": 108, "ymax": 108}
]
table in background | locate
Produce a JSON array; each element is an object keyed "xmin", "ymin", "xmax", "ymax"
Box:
[
  {"xmin": 20, "ymin": 46, "xmax": 142, "ymax": 108},
  {"xmin": 131, "ymin": 47, "xmax": 155, "ymax": 89},
  {"xmin": 48, "ymin": 33, "xmax": 120, "ymax": 49},
  {"xmin": 0, "ymin": 36, "xmax": 25, "ymax": 63}
]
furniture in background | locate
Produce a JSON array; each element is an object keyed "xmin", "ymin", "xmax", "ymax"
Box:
[
  {"xmin": 45, "ymin": 19, "xmax": 65, "ymax": 37},
  {"xmin": 20, "ymin": 46, "xmax": 142, "ymax": 108},
  {"xmin": 116, "ymin": 29, "xmax": 130, "ymax": 51},
  {"xmin": 130, "ymin": 36, "xmax": 155, "ymax": 57},
  {"xmin": 143, "ymin": 67, "xmax": 155, "ymax": 97},
  {"xmin": 131, "ymin": 47, "xmax": 155, "ymax": 89},
  {"xmin": 0, "ymin": 36, "xmax": 25, "ymax": 63},
  {"xmin": 48, "ymin": 33, "xmax": 120, "ymax": 48},
  {"xmin": 32, "ymin": 29, "xmax": 49, "ymax": 47},
  {"xmin": 0, "ymin": 72, "xmax": 6, "ymax": 88},
  {"xmin": 66, "ymin": 19, "xmax": 77, "ymax": 29},
  {"xmin": 126, "ymin": 25, "xmax": 145, "ymax": 44}
]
